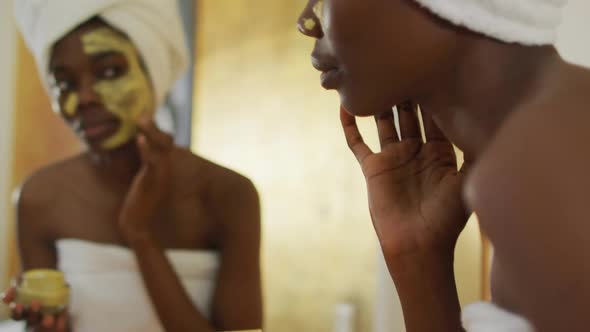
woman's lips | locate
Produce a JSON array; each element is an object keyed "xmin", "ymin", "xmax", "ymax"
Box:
[
  {"xmin": 80, "ymin": 120, "xmax": 118, "ymax": 141},
  {"xmin": 311, "ymin": 57, "xmax": 342, "ymax": 90},
  {"xmin": 319, "ymin": 69, "xmax": 343, "ymax": 90}
]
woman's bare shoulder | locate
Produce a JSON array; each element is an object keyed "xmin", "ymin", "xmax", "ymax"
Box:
[
  {"xmin": 467, "ymin": 65, "xmax": 590, "ymax": 223},
  {"xmin": 16, "ymin": 154, "xmax": 89, "ymax": 211},
  {"xmin": 14, "ymin": 154, "xmax": 91, "ymax": 244},
  {"xmin": 464, "ymin": 76, "xmax": 590, "ymax": 328},
  {"xmin": 171, "ymin": 147, "xmax": 258, "ymax": 206}
]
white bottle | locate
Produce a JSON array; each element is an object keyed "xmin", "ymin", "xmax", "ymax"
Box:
[{"xmin": 334, "ymin": 303, "xmax": 356, "ymax": 332}]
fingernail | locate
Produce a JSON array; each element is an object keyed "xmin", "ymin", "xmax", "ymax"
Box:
[
  {"xmin": 399, "ymin": 102, "xmax": 413, "ymax": 111},
  {"xmin": 57, "ymin": 317, "xmax": 67, "ymax": 332},
  {"xmin": 43, "ymin": 315, "xmax": 54, "ymax": 327},
  {"xmin": 138, "ymin": 115, "xmax": 151, "ymax": 125},
  {"xmin": 137, "ymin": 134, "xmax": 146, "ymax": 145},
  {"xmin": 379, "ymin": 111, "xmax": 393, "ymax": 119},
  {"xmin": 31, "ymin": 301, "xmax": 41, "ymax": 311}
]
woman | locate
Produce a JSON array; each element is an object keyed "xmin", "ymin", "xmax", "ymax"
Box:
[
  {"xmin": 1, "ymin": 1, "xmax": 262, "ymax": 331},
  {"xmin": 298, "ymin": 0, "xmax": 588, "ymax": 331}
]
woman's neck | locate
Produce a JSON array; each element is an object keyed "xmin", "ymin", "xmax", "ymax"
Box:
[
  {"xmin": 88, "ymin": 140, "xmax": 142, "ymax": 185},
  {"xmin": 416, "ymin": 37, "xmax": 561, "ymax": 158}
]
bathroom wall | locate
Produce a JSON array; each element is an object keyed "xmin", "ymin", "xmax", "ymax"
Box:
[
  {"xmin": 0, "ymin": 0, "xmax": 17, "ymax": 299},
  {"xmin": 192, "ymin": 1, "xmax": 377, "ymax": 330}
]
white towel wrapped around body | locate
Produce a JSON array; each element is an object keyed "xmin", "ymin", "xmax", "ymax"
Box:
[
  {"xmin": 462, "ymin": 302, "xmax": 535, "ymax": 332},
  {"xmin": 414, "ymin": 0, "xmax": 568, "ymax": 45},
  {"xmin": 57, "ymin": 239, "xmax": 220, "ymax": 332},
  {"xmin": 0, "ymin": 321, "xmax": 25, "ymax": 332}
]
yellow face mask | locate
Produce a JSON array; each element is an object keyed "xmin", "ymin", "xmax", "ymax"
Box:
[
  {"xmin": 61, "ymin": 27, "xmax": 155, "ymax": 150},
  {"xmin": 303, "ymin": 0, "xmax": 324, "ymax": 31}
]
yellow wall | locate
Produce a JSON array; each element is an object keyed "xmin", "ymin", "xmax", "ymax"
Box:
[{"xmin": 192, "ymin": 1, "xmax": 377, "ymax": 330}]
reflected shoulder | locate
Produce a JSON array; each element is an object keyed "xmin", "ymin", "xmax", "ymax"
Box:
[
  {"xmin": 172, "ymin": 147, "xmax": 258, "ymax": 199},
  {"xmin": 15, "ymin": 153, "xmax": 88, "ymax": 212}
]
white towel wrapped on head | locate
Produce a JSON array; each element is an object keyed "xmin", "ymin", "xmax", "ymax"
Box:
[
  {"xmin": 13, "ymin": 0, "xmax": 189, "ymax": 108},
  {"xmin": 414, "ymin": 0, "xmax": 568, "ymax": 45}
]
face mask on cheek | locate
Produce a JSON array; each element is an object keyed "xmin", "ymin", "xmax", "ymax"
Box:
[{"xmin": 81, "ymin": 27, "xmax": 155, "ymax": 150}]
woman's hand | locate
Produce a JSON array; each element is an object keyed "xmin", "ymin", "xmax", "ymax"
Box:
[
  {"xmin": 340, "ymin": 103, "xmax": 471, "ymax": 266},
  {"xmin": 118, "ymin": 117, "xmax": 174, "ymax": 241},
  {"xmin": 1, "ymin": 284, "xmax": 69, "ymax": 332}
]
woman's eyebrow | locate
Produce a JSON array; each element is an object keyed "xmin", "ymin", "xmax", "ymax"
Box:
[{"xmin": 90, "ymin": 50, "xmax": 124, "ymax": 62}]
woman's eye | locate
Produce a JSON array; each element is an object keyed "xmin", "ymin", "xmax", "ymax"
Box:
[{"xmin": 101, "ymin": 67, "xmax": 121, "ymax": 79}]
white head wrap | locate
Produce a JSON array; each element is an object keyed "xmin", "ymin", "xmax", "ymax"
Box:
[
  {"xmin": 14, "ymin": 0, "xmax": 189, "ymax": 109},
  {"xmin": 414, "ymin": 0, "xmax": 568, "ymax": 45}
]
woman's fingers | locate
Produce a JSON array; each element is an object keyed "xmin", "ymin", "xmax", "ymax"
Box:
[
  {"xmin": 340, "ymin": 106, "xmax": 374, "ymax": 164},
  {"xmin": 136, "ymin": 116, "xmax": 174, "ymax": 168},
  {"xmin": 374, "ymin": 109, "xmax": 399, "ymax": 149},
  {"xmin": 10, "ymin": 303, "xmax": 24, "ymax": 321},
  {"xmin": 421, "ymin": 108, "xmax": 448, "ymax": 143},
  {"xmin": 42, "ymin": 313, "xmax": 55, "ymax": 329},
  {"xmin": 1, "ymin": 286, "xmax": 16, "ymax": 304},
  {"xmin": 27, "ymin": 300, "xmax": 43, "ymax": 325},
  {"xmin": 55, "ymin": 311, "xmax": 68, "ymax": 332},
  {"xmin": 136, "ymin": 116, "xmax": 173, "ymax": 151},
  {"xmin": 136, "ymin": 134, "xmax": 153, "ymax": 166},
  {"xmin": 397, "ymin": 101, "xmax": 421, "ymax": 141},
  {"xmin": 460, "ymin": 153, "xmax": 474, "ymax": 174},
  {"xmin": 2, "ymin": 280, "xmax": 64, "ymax": 329}
]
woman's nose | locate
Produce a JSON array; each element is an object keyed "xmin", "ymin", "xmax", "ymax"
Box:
[
  {"xmin": 297, "ymin": 0, "xmax": 323, "ymax": 39},
  {"xmin": 76, "ymin": 76, "xmax": 101, "ymax": 108}
]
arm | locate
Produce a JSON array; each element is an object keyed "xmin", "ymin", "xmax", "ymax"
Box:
[
  {"xmin": 125, "ymin": 234, "xmax": 216, "ymax": 332},
  {"xmin": 209, "ymin": 176, "xmax": 263, "ymax": 331},
  {"xmin": 124, "ymin": 175, "xmax": 262, "ymax": 332},
  {"xmin": 340, "ymin": 105, "xmax": 468, "ymax": 332},
  {"xmin": 119, "ymin": 120, "xmax": 215, "ymax": 332},
  {"xmin": 119, "ymin": 119, "xmax": 262, "ymax": 331},
  {"xmin": 16, "ymin": 182, "xmax": 58, "ymax": 272},
  {"xmin": 12, "ymin": 180, "xmax": 70, "ymax": 332},
  {"xmin": 388, "ymin": 252, "xmax": 463, "ymax": 332}
]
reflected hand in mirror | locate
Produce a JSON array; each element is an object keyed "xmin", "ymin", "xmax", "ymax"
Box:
[
  {"xmin": 2, "ymin": 282, "xmax": 70, "ymax": 332},
  {"xmin": 118, "ymin": 116, "xmax": 174, "ymax": 240}
]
